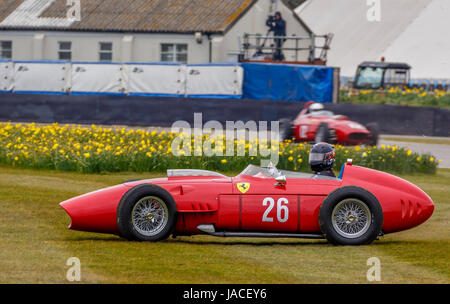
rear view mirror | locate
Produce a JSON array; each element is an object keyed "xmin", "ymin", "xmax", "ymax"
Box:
[{"xmin": 275, "ymin": 175, "xmax": 287, "ymax": 186}]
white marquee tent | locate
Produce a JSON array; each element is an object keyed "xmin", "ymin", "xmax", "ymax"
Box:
[{"xmin": 296, "ymin": 0, "xmax": 450, "ymax": 79}]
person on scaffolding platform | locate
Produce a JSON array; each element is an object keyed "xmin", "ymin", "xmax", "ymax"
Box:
[{"xmin": 266, "ymin": 11, "xmax": 286, "ymax": 61}]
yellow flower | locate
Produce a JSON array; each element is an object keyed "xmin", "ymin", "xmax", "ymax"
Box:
[
  {"xmin": 429, "ymin": 157, "xmax": 434, "ymax": 162},
  {"xmin": 297, "ymin": 158, "xmax": 303, "ymax": 163},
  {"xmin": 407, "ymin": 150, "xmax": 412, "ymax": 156},
  {"xmin": 83, "ymin": 153, "xmax": 90, "ymax": 158},
  {"xmin": 288, "ymin": 156, "xmax": 293, "ymax": 162},
  {"xmin": 416, "ymin": 157, "xmax": 422, "ymax": 162},
  {"xmin": 362, "ymin": 152, "xmax": 367, "ymax": 157},
  {"xmin": 146, "ymin": 152, "xmax": 152, "ymax": 158},
  {"xmin": 221, "ymin": 159, "xmax": 227, "ymax": 164}
]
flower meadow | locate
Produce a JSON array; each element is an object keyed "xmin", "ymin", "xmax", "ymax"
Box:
[
  {"xmin": 340, "ymin": 87, "xmax": 450, "ymax": 108},
  {"xmin": 0, "ymin": 123, "xmax": 439, "ymax": 175}
]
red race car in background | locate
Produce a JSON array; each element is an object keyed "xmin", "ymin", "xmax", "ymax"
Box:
[
  {"xmin": 60, "ymin": 162, "xmax": 433, "ymax": 245},
  {"xmin": 280, "ymin": 102, "xmax": 379, "ymax": 146}
]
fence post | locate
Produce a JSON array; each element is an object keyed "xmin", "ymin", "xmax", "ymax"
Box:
[{"xmin": 332, "ymin": 67, "xmax": 340, "ymax": 103}]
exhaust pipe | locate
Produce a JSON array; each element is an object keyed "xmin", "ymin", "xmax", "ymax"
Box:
[{"xmin": 197, "ymin": 224, "xmax": 324, "ymax": 239}]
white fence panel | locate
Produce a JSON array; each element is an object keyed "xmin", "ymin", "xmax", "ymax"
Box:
[
  {"xmin": 5, "ymin": 61, "xmax": 246, "ymax": 96},
  {"xmin": 0, "ymin": 61, "xmax": 13, "ymax": 91},
  {"xmin": 71, "ymin": 63, "xmax": 126, "ymax": 94},
  {"xmin": 14, "ymin": 61, "xmax": 69, "ymax": 93},
  {"xmin": 126, "ymin": 64, "xmax": 186, "ymax": 96},
  {"xmin": 186, "ymin": 64, "xmax": 243, "ymax": 97}
]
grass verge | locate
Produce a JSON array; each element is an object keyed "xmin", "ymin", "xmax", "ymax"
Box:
[
  {"xmin": 0, "ymin": 166, "xmax": 448, "ymax": 283},
  {"xmin": 339, "ymin": 89, "xmax": 450, "ymax": 108}
]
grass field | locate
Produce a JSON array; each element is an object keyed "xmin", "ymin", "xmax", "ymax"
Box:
[{"xmin": 0, "ymin": 165, "xmax": 448, "ymax": 284}]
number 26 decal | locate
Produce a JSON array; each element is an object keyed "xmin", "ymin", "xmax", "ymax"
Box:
[{"xmin": 262, "ymin": 197, "xmax": 289, "ymax": 223}]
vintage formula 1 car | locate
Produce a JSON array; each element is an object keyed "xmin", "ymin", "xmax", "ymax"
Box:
[
  {"xmin": 60, "ymin": 161, "xmax": 434, "ymax": 245},
  {"xmin": 280, "ymin": 102, "xmax": 379, "ymax": 146}
]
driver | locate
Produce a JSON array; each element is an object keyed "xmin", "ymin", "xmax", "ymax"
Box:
[
  {"xmin": 309, "ymin": 142, "xmax": 336, "ymax": 177},
  {"xmin": 307, "ymin": 103, "xmax": 324, "ymax": 114}
]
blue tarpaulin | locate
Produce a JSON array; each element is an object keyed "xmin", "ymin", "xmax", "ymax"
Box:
[{"xmin": 242, "ymin": 63, "xmax": 334, "ymax": 102}]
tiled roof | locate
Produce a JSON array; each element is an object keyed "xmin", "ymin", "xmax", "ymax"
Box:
[{"xmin": 0, "ymin": 0, "xmax": 256, "ymax": 33}]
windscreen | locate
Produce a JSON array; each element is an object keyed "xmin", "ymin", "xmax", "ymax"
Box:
[
  {"xmin": 307, "ymin": 110, "xmax": 334, "ymax": 117},
  {"xmin": 239, "ymin": 165, "xmax": 274, "ymax": 178},
  {"xmin": 239, "ymin": 165, "xmax": 335, "ymax": 179},
  {"xmin": 355, "ymin": 67, "xmax": 383, "ymax": 88}
]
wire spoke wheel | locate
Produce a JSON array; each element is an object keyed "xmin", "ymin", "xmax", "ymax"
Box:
[
  {"xmin": 331, "ymin": 198, "xmax": 372, "ymax": 239},
  {"xmin": 132, "ymin": 196, "xmax": 169, "ymax": 237}
]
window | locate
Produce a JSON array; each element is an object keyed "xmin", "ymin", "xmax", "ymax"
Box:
[
  {"xmin": 355, "ymin": 67, "xmax": 383, "ymax": 89},
  {"xmin": 384, "ymin": 68, "xmax": 409, "ymax": 85},
  {"xmin": 99, "ymin": 42, "xmax": 113, "ymax": 62},
  {"xmin": 161, "ymin": 43, "xmax": 188, "ymax": 63},
  {"xmin": 0, "ymin": 41, "xmax": 12, "ymax": 59},
  {"xmin": 58, "ymin": 41, "xmax": 72, "ymax": 60}
]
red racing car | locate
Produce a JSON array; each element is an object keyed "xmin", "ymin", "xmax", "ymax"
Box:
[
  {"xmin": 60, "ymin": 161, "xmax": 433, "ymax": 245},
  {"xmin": 280, "ymin": 102, "xmax": 379, "ymax": 146}
]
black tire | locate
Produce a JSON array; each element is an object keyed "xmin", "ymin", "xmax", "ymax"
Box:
[
  {"xmin": 121, "ymin": 179, "xmax": 142, "ymax": 184},
  {"xmin": 315, "ymin": 123, "xmax": 330, "ymax": 143},
  {"xmin": 279, "ymin": 118, "xmax": 294, "ymax": 141},
  {"xmin": 117, "ymin": 184, "xmax": 177, "ymax": 241},
  {"xmin": 319, "ymin": 186, "xmax": 383, "ymax": 245},
  {"xmin": 366, "ymin": 122, "xmax": 379, "ymax": 146}
]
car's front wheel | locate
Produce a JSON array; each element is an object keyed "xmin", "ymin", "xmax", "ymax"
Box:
[
  {"xmin": 117, "ymin": 185, "xmax": 177, "ymax": 241},
  {"xmin": 366, "ymin": 122, "xmax": 379, "ymax": 146},
  {"xmin": 319, "ymin": 186, "xmax": 383, "ymax": 245}
]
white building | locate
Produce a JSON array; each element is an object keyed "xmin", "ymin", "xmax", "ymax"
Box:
[
  {"xmin": 0, "ymin": 0, "xmax": 312, "ymax": 63},
  {"xmin": 296, "ymin": 0, "xmax": 450, "ymax": 79}
]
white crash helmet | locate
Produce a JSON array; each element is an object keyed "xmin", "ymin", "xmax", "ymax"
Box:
[{"xmin": 309, "ymin": 103, "xmax": 325, "ymax": 113}]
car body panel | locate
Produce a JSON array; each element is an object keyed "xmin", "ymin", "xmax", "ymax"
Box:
[{"xmin": 340, "ymin": 164, "xmax": 434, "ymax": 233}]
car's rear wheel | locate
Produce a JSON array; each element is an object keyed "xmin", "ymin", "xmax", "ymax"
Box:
[
  {"xmin": 315, "ymin": 123, "xmax": 330, "ymax": 143},
  {"xmin": 117, "ymin": 184, "xmax": 177, "ymax": 241},
  {"xmin": 319, "ymin": 186, "xmax": 383, "ymax": 245}
]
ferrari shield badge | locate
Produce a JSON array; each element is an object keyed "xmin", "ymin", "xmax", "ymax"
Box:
[{"xmin": 237, "ymin": 183, "xmax": 250, "ymax": 194}]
